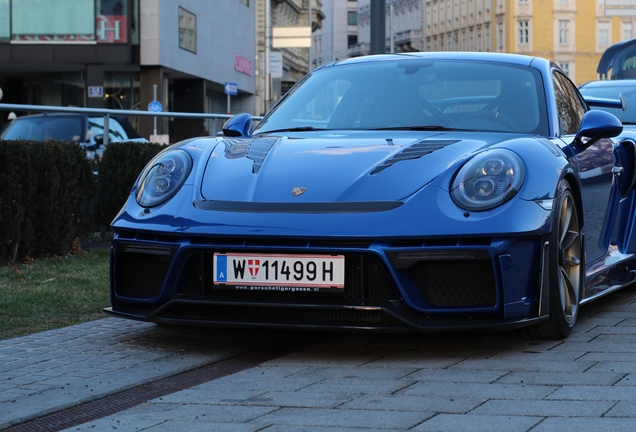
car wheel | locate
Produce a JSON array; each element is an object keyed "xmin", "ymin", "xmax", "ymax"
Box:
[{"xmin": 523, "ymin": 179, "xmax": 583, "ymax": 339}]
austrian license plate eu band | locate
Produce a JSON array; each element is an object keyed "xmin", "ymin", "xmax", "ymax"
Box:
[{"xmin": 213, "ymin": 252, "xmax": 345, "ymax": 291}]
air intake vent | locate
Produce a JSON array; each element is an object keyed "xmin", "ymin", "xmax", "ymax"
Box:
[
  {"xmin": 372, "ymin": 139, "xmax": 459, "ymax": 174},
  {"xmin": 247, "ymin": 138, "xmax": 278, "ymax": 173}
]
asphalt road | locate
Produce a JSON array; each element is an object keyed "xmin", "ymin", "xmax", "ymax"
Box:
[{"xmin": 3, "ymin": 283, "xmax": 636, "ymax": 431}]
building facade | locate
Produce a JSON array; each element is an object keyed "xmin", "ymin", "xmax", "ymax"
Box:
[
  {"xmin": 254, "ymin": 0, "xmax": 324, "ymax": 116},
  {"xmin": 316, "ymin": 0, "xmax": 359, "ymax": 65},
  {"xmin": 0, "ymin": 0, "xmax": 256, "ymax": 142},
  {"xmin": 350, "ymin": 0, "xmax": 636, "ymax": 85}
]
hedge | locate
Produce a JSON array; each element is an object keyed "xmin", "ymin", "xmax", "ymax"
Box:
[
  {"xmin": 0, "ymin": 140, "xmax": 163, "ymax": 265},
  {"xmin": 95, "ymin": 142, "xmax": 164, "ymax": 228}
]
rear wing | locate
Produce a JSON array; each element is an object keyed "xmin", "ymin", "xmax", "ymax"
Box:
[{"xmin": 583, "ymin": 94, "xmax": 626, "ymax": 110}]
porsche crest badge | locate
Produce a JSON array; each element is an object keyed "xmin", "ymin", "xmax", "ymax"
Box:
[{"xmin": 291, "ymin": 187, "xmax": 306, "ymax": 196}]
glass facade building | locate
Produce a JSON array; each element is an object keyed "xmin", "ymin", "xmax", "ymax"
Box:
[{"xmin": 0, "ymin": 0, "xmax": 256, "ymax": 142}]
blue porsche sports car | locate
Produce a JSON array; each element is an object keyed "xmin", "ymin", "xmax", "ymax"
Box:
[{"xmin": 105, "ymin": 52, "xmax": 636, "ymax": 339}]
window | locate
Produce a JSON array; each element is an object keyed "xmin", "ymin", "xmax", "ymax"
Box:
[
  {"xmin": 347, "ymin": 11, "xmax": 357, "ymax": 26},
  {"xmin": 477, "ymin": 27, "xmax": 482, "ymax": 52},
  {"xmin": 11, "ymin": 0, "xmax": 95, "ymax": 42},
  {"xmin": 485, "ymin": 24, "xmax": 490, "ymax": 52},
  {"xmin": 0, "ymin": 0, "xmax": 8, "ymax": 39},
  {"xmin": 559, "ymin": 20, "xmax": 570, "ymax": 45},
  {"xmin": 622, "ymin": 21, "xmax": 633, "ymax": 41},
  {"xmin": 518, "ymin": 20, "xmax": 529, "ymax": 44},
  {"xmin": 179, "ymin": 7, "xmax": 196, "ymax": 53},
  {"xmin": 498, "ymin": 21, "xmax": 504, "ymax": 50},
  {"xmin": 552, "ymin": 71, "xmax": 585, "ymax": 135},
  {"xmin": 598, "ymin": 20, "xmax": 610, "ymax": 48},
  {"xmin": 347, "ymin": 34, "xmax": 357, "ymax": 48},
  {"xmin": 559, "ymin": 62, "xmax": 570, "ymax": 76}
]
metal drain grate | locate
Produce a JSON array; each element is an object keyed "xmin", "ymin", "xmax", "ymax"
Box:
[{"xmin": 5, "ymin": 333, "xmax": 333, "ymax": 432}]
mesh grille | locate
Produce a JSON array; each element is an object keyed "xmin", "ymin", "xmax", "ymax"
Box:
[
  {"xmin": 160, "ymin": 303, "xmax": 407, "ymax": 328},
  {"xmin": 409, "ymin": 259, "xmax": 496, "ymax": 307},
  {"xmin": 116, "ymin": 253, "xmax": 169, "ymax": 298}
]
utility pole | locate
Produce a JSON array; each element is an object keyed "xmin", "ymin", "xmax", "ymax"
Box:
[
  {"xmin": 308, "ymin": 0, "xmax": 313, "ymax": 71},
  {"xmin": 370, "ymin": 0, "xmax": 386, "ymax": 55},
  {"xmin": 265, "ymin": 0, "xmax": 271, "ymax": 113}
]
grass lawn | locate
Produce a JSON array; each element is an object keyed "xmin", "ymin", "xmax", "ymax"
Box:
[{"xmin": 0, "ymin": 249, "xmax": 110, "ymax": 341}]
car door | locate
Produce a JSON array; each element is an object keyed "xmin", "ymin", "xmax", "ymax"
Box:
[{"xmin": 552, "ymin": 70, "xmax": 621, "ymax": 267}]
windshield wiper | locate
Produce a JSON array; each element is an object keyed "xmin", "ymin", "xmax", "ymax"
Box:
[
  {"xmin": 263, "ymin": 126, "xmax": 327, "ymax": 133},
  {"xmin": 371, "ymin": 125, "xmax": 467, "ymax": 131}
]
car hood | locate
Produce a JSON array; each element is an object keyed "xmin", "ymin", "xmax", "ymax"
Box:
[{"xmin": 200, "ymin": 131, "xmax": 514, "ymax": 202}]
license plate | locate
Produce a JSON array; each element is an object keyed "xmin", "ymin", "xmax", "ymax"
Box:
[{"xmin": 213, "ymin": 252, "xmax": 345, "ymax": 291}]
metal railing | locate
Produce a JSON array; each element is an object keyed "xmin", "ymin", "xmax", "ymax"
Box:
[{"xmin": 0, "ymin": 103, "xmax": 263, "ymax": 144}]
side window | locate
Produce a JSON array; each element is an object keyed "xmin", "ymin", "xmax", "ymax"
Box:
[
  {"xmin": 553, "ymin": 71, "xmax": 586, "ymax": 135},
  {"xmin": 88, "ymin": 118, "xmax": 128, "ymax": 142}
]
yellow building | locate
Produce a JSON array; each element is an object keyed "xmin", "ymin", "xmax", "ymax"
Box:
[{"xmin": 423, "ymin": 0, "xmax": 636, "ymax": 85}]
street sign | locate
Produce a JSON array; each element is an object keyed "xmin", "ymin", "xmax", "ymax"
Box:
[
  {"xmin": 148, "ymin": 100, "xmax": 163, "ymax": 112},
  {"xmin": 272, "ymin": 27, "xmax": 311, "ymax": 48},
  {"xmin": 88, "ymin": 86, "xmax": 104, "ymax": 98},
  {"xmin": 224, "ymin": 82, "xmax": 238, "ymax": 95},
  {"xmin": 270, "ymin": 52, "xmax": 283, "ymax": 79}
]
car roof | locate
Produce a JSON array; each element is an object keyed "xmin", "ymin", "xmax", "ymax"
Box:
[
  {"xmin": 332, "ymin": 52, "xmax": 544, "ymax": 68},
  {"xmin": 579, "ymin": 79, "xmax": 636, "ymax": 89}
]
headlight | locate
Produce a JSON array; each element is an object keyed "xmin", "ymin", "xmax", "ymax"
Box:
[
  {"xmin": 136, "ymin": 149, "xmax": 192, "ymax": 207},
  {"xmin": 451, "ymin": 149, "xmax": 525, "ymax": 211}
]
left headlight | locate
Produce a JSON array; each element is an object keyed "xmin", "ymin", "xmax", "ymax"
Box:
[
  {"xmin": 136, "ymin": 149, "xmax": 192, "ymax": 207},
  {"xmin": 450, "ymin": 149, "xmax": 525, "ymax": 211}
]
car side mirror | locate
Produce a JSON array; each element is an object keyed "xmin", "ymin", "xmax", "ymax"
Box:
[
  {"xmin": 222, "ymin": 113, "xmax": 252, "ymax": 137},
  {"xmin": 575, "ymin": 110, "xmax": 623, "ymax": 147}
]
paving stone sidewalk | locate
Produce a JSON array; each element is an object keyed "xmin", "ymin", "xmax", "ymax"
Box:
[
  {"xmin": 0, "ymin": 319, "xmax": 298, "ymax": 429},
  {"xmin": 3, "ymin": 283, "xmax": 636, "ymax": 431}
]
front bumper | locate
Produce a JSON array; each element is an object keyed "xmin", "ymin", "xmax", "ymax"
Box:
[{"xmin": 107, "ymin": 230, "xmax": 547, "ymax": 333}]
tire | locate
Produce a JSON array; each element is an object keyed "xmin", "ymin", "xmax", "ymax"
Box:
[
  {"xmin": 531, "ymin": 179, "xmax": 583, "ymax": 339},
  {"xmin": 537, "ymin": 180, "xmax": 585, "ymax": 339}
]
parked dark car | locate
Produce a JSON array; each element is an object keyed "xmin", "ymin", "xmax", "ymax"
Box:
[
  {"xmin": 0, "ymin": 113, "xmax": 148, "ymax": 160},
  {"xmin": 579, "ymin": 79, "xmax": 636, "ymax": 129}
]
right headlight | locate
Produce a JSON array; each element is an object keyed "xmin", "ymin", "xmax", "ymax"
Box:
[
  {"xmin": 136, "ymin": 149, "xmax": 192, "ymax": 207},
  {"xmin": 450, "ymin": 149, "xmax": 525, "ymax": 211}
]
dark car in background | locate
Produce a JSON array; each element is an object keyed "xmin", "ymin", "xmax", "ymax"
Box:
[
  {"xmin": 579, "ymin": 80, "xmax": 636, "ymax": 129},
  {"xmin": 0, "ymin": 113, "xmax": 148, "ymax": 160}
]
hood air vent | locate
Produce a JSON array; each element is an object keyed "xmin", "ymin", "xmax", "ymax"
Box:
[
  {"xmin": 372, "ymin": 139, "xmax": 460, "ymax": 174},
  {"xmin": 247, "ymin": 138, "xmax": 278, "ymax": 173}
]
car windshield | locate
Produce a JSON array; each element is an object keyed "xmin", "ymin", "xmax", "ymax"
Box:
[
  {"xmin": 579, "ymin": 84, "xmax": 636, "ymax": 124},
  {"xmin": 88, "ymin": 117, "xmax": 128, "ymax": 142},
  {"xmin": 256, "ymin": 58, "xmax": 549, "ymax": 135},
  {"xmin": 1, "ymin": 116, "xmax": 84, "ymax": 141}
]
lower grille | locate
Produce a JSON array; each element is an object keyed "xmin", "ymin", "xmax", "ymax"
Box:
[
  {"xmin": 116, "ymin": 253, "xmax": 169, "ymax": 298},
  {"xmin": 159, "ymin": 303, "xmax": 407, "ymax": 328},
  {"xmin": 409, "ymin": 259, "xmax": 496, "ymax": 307}
]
